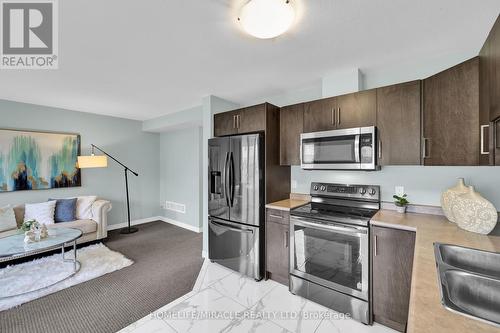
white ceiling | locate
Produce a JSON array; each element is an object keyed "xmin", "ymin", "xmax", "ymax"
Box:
[{"xmin": 0, "ymin": 0, "xmax": 499, "ymax": 121}]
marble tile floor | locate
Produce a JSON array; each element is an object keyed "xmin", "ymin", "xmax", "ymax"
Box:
[{"xmin": 119, "ymin": 261, "xmax": 397, "ymax": 333}]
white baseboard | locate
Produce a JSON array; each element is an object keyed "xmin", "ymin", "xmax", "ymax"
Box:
[
  {"xmin": 160, "ymin": 217, "xmax": 202, "ymax": 233},
  {"xmin": 107, "ymin": 216, "xmax": 163, "ymax": 231},
  {"xmin": 107, "ymin": 216, "xmax": 202, "ymax": 233}
]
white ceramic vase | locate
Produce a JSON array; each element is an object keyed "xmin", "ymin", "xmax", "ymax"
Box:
[
  {"xmin": 441, "ymin": 178, "xmax": 468, "ymax": 223},
  {"xmin": 396, "ymin": 205, "xmax": 407, "ymax": 214},
  {"xmin": 452, "ymin": 186, "xmax": 498, "ymax": 235}
]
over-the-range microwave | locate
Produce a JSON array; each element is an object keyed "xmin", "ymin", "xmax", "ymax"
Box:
[{"xmin": 300, "ymin": 126, "xmax": 379, "ymax": 170}]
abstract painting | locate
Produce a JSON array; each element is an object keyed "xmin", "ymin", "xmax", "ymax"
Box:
[{"xmin": 0, "ymin": 129, "xmax": 81, "ymax": 192}]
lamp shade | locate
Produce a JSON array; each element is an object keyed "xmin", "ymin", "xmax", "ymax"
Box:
[{"xmin": 77, "ymin": 155, "xmax": 108, "ymax": 168}]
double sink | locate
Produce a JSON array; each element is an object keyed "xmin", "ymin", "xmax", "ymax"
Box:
[{"xmin": 434, "ymin": 243, "xmax": 500, "ymax": 327}]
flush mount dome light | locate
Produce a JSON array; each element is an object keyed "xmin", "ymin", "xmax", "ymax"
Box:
[{"xmin": 238, "ymin": 0, "xmax": 295, "ymax": 39}]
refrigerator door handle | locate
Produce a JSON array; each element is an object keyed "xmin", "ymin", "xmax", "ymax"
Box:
[
  {"xmin": 211, "ymin": 219, "xmax": 254, "ymax": 234},
  {"xmin": 229, "ymin": 152, "xmax": 235, "ymax": 207},
  {"xmin": 224, "ymin": 152, "xmax": 230, "ymax": 207}
]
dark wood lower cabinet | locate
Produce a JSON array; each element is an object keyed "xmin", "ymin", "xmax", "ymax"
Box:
[
  {"xmin": 265, "ymin": 209, "xmax": 289, "ymax": 285},
  {"xmin": 372, "ymin": 226, "xmax": 416, "ymax": 332}
]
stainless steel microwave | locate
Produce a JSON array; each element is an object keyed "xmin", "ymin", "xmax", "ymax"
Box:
[{"xmin": 300, "ymin": 126, "xmax": 378, "ymax": 170}]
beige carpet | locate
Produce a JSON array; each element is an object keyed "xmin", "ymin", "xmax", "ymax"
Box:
[{"xmin": 0, "ymin": 221, "xmax": 204, "ymax": 333}]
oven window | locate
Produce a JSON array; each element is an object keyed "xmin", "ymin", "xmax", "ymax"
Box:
[
  {"xmin": 302, "ymin": 136, "xmax": 356, "ymax": 164},
  {"xmin": 293, "ymin": 224, "xmax": 364, "ymax": 291}
]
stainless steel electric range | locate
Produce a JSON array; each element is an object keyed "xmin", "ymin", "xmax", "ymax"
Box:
[{"xmin": 289, "ymin": 182, "xmax": 380, "ymax": 324}]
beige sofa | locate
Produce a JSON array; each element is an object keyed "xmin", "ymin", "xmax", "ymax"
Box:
[{"xmin": 1, "ymin": 200, "xmax": 112, "ymax": 244}]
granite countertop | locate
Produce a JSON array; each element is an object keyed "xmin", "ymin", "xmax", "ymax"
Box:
[
  {"xmin": 371, "ymin": 209, "xmax": 500, "ymax": 333},
  {"xmin": 265, "ymin": 199, "xmax": 309, "ymax": 211}
]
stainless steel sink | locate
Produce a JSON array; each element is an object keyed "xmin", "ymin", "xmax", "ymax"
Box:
[{"xmin": 434, "ymin": 243, "xmax": 500, "ymax": 327}]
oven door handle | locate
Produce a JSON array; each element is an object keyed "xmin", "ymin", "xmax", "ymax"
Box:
[
  {"xmin": 354, "ymin": 134, "xmax": 361, "ymax": 163},
  {"xmin": 291, "ymin": 216, "xmax": 367, "ymax": 235}
]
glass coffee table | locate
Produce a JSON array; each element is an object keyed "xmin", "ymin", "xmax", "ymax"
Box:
[{"xmin": 0, "ymin": 227, "xmax": 82, "ymax": 298}]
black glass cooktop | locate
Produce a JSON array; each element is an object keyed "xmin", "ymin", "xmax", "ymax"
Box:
[{"xmin": 291, "ymin": 202, "xmax": 378, "ymax": 227}]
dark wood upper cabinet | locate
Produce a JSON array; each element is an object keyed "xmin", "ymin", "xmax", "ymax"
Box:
[
  {"xmin": 376, "ymin": 81, "xmax": 422, "ymax": 165},
  {"xmin": 237, "ymin": 104, "xmax": 267, "ymax": 134},
  {"xmin": 213, "ymin": 104, "xmax": 267, "ymax": 137},
  {"xmin": 303, "ymin": 97, "xmax": 336, "ymax": 133},
  {"xmin": 372, "ymin": 226, "xmax": 415, "ymax": 332},
  {"xmin": 214, "ymin": 111, "xmax": 238, "ymax": 137},
  {"xmin": 488, "ymin": 16, "xmax": 500, "ymax": 122},
  {"xmin": 479, "ymin": 15, "xmax": 500, "ymax": 165},
  {"xmin": 423, "ymin": 57, "xmax": 480, "ymax": 166},
  {"xmin": 336, "ymin": 89, "xmax": 377, "ymax": 129},
  {"xmin": 280, "ymin": 103, "xmax": 304, "ymax": 166}
]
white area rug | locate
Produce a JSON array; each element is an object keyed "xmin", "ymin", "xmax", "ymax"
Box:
[{"xmin": 0, "ymin": 243, "xmax": 133, "ymax": 311}]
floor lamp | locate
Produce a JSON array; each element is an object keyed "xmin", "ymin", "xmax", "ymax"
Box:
[{"xmin": 78, "ymin": 144, "xmax": 139, "ymax": 234}]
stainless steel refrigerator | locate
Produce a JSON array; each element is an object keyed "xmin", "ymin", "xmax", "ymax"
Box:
[{"xmin": 208, "ymin": 133, "xmax": 264, "ymax": 280}]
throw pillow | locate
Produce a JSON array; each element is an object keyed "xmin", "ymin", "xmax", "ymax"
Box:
[
  {"xmin": 0, "ymin": 205, "xmax": 17, "ymax": 232},
  {"xmin": 75, "ymin": 196, "xmax": 97, "ymax": 220},
  {"xmin": 49, "ymin": 198, "xmax": 77, "ymax": 223},
  {"xmin": 24, "ymin": 201, "xmax": 57, "ymax": 225}
]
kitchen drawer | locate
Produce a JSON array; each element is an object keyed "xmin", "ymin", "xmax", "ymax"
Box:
[{"xmin": 266, "ymin": 209, "xmax": 289, "ymax": 225}]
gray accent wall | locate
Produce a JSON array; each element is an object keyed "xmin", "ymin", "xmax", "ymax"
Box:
[
  {"xmin": 159, "ymin": 127, "xmax": 203, "ymax": 229},
  {"xmin": 0, "ymin": 99, "xmax": 161, "ymax": 226}
]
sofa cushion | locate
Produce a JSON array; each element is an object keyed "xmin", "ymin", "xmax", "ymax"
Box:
[
  {"xmin": 49, "ymin": 198, "xmax": 77, "ymax": 222},
  {"xmin": 24, "ymin": 201, "xmax": 57, "ymax": 225},
  {"xmin": 75, "ymin": 196, "xmax": 97, "ymax": 220},
  {"xmin": 48, "ymin": 219, "xmax": 97, "ymax": 235},
  {"xmin": 0, "ymin": 205, "xmax": 17, "ymax": 233}
]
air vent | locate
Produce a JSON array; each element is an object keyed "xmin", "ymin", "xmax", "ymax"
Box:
[{"xmin": 165, "ymin": 201, "xmax": 186, "ymax": 214}]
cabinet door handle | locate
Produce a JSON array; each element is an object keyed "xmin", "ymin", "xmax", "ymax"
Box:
[
  {"xmin": 269, "ymin": 214, "xmax": 283, "ymax": 219},
  {"xmin": 378, "ymin": 139, "xmax": 382, "ymax": 160},
  {"xmin": 481, "ymin": 124, "xmax": 490, "ymax": 155},
  {"xmin": 331, "ymin": 108, "xmax": 335, "ymax": 125},
  {"xmin": 374, "ymin": 235, "xmax": 378, "ymax": 256},
  {"xmin": 337, "ymin": 108, "xmax": 341, "ymax": 125},
  {"xmin": 284, "ymin": 231, "xmax": 289, "ymax": 248},
  {"xmin": 233, "ymin": 115, "xmax": 236, "ymax": 129},
  {"xmin": 422, "ymin": 138, "xmax": 430, "ymax": 159}
]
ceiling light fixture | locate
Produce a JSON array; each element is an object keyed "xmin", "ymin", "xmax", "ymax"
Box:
[{"xmin": 238, "ymin": 0, "xmax": 295, "ymax": 39}]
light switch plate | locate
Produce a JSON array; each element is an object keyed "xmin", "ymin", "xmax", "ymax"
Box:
[
  {"xmin": 395, "ymin": 186, "xmax": 405, "ymax": 196},
  {"xmin": 291, "ymin": 180, "xmax": 298, "ymax": 189}
]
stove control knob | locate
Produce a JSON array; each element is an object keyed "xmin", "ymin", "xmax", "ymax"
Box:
[
  {"xmin": 313, "ymin": 185, "xmax": 319, "ymax": 191},
  {"xmin": 320, "ymin": 185, "xmax": 326, "ymax": 191},
  {"xmin": 359, "ymin": 188, "xmax": 367, "ymax": 195},
  {"xmin": 369, "ymin": 188, "xmax": 377, "ymax": 196}
]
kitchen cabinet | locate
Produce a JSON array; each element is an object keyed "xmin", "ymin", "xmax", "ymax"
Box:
[
  {"xmin": 214, "ymin": 111, "xmax": 238, "ymax": 137},
  {"xmin": 488, "ymin": 16, "xmax": 500, "ymax": 122},
  {"xmin": 280, "ymin": 103, "xmax": 304, "ymax": 166},
  {"xmin": 372, "ymin": 226, "xmax": 415, "ymax": 332},
  {"xmin": 237, "ymin": 104, "xmax": 267, "ymax": 134},
  {"xmin": 479, "ymin": 15, "xmax": 500, "ymax": 165},
  {"xmin": 303, "ymin": 97, "xmax": 337, "ymax": 133},
  {"xmin": 336, "ymin": 89, "xmax": 377, "ymax": 130},
  {"xmin": 265, "ymin": 208, "xmax": 289, "ymax": 285},
  {"xmin": 213, "ymin": 104, "xmax": 266, "ymax": 137},
  {"xmin": 423, "ymin": 57, "xmax": 480, "ymax": 166},
  {"xmin": 376, "ymin": 81, "xmax": 422, "ymax": 165},
  {"xmin": 303, "ymin": 91, "xmax": 376, "ymax": 133}
]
